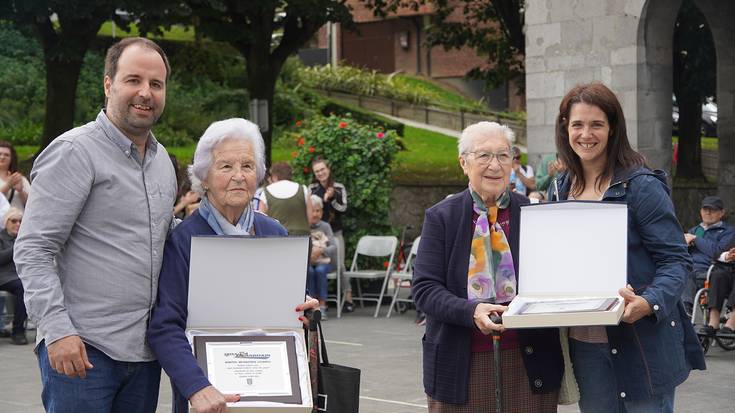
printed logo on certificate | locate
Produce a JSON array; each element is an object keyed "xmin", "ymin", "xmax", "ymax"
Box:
[{"xmin": 193, "ymin": 335, "xmax": 302, "ymax": 404}]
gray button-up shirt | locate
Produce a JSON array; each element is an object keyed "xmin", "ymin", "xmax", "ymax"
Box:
[{"xmin": 15, "ymin": 111, "xmax": 177, "ymax": 362}]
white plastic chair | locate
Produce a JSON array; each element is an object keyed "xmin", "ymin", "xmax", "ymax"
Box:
[
  {"xmin": 386, "ymin": 236, "xmax": 420, "ymax": 318},
  {"xmin": 326, "ymin": 246, "xmax": 343, "ymax": 318},
  {"xmin": 343, "ymin": 235, "xmax": 399, "ymax": 318}
]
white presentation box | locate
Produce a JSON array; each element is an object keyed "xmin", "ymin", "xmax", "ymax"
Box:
[
  {"xmin": 187, "ymin": 235, "xmax": 313, "ymax": 413},
  {"xmin": 503, "ymin": 201, "xmax": 627, "ymax": 329}
]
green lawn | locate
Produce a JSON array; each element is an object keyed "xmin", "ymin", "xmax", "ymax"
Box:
[
  {"xmin": 672, "ymin": 136, "xmax": 717, "ymax": 151},
  {"xmin": 98, "ymin": 22, "xmax": 196, "ymax": 41},
  {"xmin": 272, "ymin": 125, "xmax": 465, "ymax": 184},
  {"xmin": 390, "ymin": 126, "xmax": 465, "ymax": 184}
]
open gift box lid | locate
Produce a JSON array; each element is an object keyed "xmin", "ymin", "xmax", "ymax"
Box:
[
  {"xmin": 503, "ymin": 201, "xmax": 628, "ymax": 329},
  {"xmin": 187, "ymin": 235, "xmax": 310, "ymax": 330},
  {"xmin": 186, "ymin": 236, "xmax": 312, "ymax": 412}
]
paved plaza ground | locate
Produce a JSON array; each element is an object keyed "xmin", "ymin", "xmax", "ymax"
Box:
[{"xmin": 1, "ymin": 303, "xmax": 733, "ymax": 412}]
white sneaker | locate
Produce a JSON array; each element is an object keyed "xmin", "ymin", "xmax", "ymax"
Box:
[{"xmin": 320, "ymin": 306, "xmax": 328, "ymax": 320}]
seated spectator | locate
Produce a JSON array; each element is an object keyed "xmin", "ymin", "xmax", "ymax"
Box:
[
  {"xmin": 258, "ymin": 163, "xmax": 312, "ymax": 236},
  {"xmin": 308, "ymin": 195, "xmax": 338, "ymax": 319},
  {"xmin": 509, "ymin": 146, "xmax": 535, "ymax": 195},
  {"xmin": 682, "ymin": 196, "xmax": 735, "ymax": 312},
  {"xmin": 0, "ymin": 141, "xmax": 31, "ymax": 211},
  {"xmin": 534, "ymin": 153, "xmax": 565, "ymax": 194},
  {"xmin": 173, "ymin": 189, "xmax": 200, "ymax": 219},
  {"xmin": 701, "ymin": 246, "xmax": 735, "ymax": 336},
  {"xmin": 0, "ymin": 207, "xmax": 28, "ymax": 345}
]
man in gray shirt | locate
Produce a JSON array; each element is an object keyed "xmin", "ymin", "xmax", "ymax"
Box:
[{"xmin": 14, "ymin": 37, "xmax": 176, "ymax": 412}]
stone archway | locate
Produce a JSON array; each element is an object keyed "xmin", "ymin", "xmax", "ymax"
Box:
[
  {"xmin": 525, "ymin": 0, "xmax": 734, "ymax": 224},
  {"xmin": 696, "ymin": 0, "xmax": 735, "ymax": 222},
  {"xmin": 635, "ymin": 0, "xmax": 682, "ymax": 172},
  {"xmin": 636, "ymin": 0, "xmax": 735, "ymax": 225}
]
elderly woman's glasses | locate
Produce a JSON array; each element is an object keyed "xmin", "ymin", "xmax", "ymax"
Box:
[{"xmin": 467, "ymin": 150, "xmax": 512, "ymax": 166}]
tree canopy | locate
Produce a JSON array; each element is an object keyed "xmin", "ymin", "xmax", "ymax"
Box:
[
  {"xmin": 365, "ymin": 0, "xmax": 524, "ymax": 91},
  {"xmin": 179, "ymin": 0, "xmax": 355, "ymax": 164},
  {"xmin": 0, "ymin": 0, "xmax": 174, "ymax": 156}
]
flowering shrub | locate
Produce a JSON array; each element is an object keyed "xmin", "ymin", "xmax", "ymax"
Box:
[{"xmin": 291, "ymin": 114, "xmax": 399, "ymax": 257}]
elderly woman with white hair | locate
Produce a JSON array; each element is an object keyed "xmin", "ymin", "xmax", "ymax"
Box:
[
  {"xmin": 147, "ymin": 118, "xmax": 318, "ymax": 413},
  {"xmin": 0, "ymin": 207, "xmax": 27, "ymax": 345},
  {"xmin": 412, "ymin": 121, "xmax": 564, "ymax": 412}
]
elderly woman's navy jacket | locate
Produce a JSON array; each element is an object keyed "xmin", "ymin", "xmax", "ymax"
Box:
[
  {"xmin": 549, "ymin": 167, "xmax": 706, "ymax": 400},
  {"xmin": 147, "ymin": 210, "xmax": 287, "ymax": 401},
  {"xmin": 412, "ymin": 189, "xmax": 564, "ymax": 404}
]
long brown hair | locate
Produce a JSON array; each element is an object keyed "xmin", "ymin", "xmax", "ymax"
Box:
[
  {"xmin": 311, "ymin": 156, "xmax": 334, "ymax": 187},
  {"xmin": 0, "ymin": 141, "xmax": 19, "ymax": 173},
  {"xmin": 555, "ymin": 83, "xmax": 645, "ymax": 196}
]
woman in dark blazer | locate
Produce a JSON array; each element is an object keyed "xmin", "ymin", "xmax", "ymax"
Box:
[{"xmin": 412, "ymin": 121, "xmax": 563, "ymax": 412}]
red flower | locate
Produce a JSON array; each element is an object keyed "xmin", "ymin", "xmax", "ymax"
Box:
[
  {"xmin": 295, "ymin": 120, "xmax": 302, "ymax": 127},
  {"xmin": 308, "ymin": 146, "xmax": 315, "ymax": 153},
  {"xmin": 297, "ymin": 137, "xmax": 305, "ymax": 146},
  {"xmin": 376, "ymin": 132, "xmax": 385, "ymax": 139},
  {"xmin": 338, "ymin": 122, "xmax": 348, "ymax": 129},
  {"xmin": 383, "ymin": 261, "xmax": 390, "ymax": 269},
  {"xmin": 303, "ymin": 167, "xmax": 310, "ymax": 174},
  {"xmin": 291, "ymin": 151, "xmax": 298, "ymax": 158}
]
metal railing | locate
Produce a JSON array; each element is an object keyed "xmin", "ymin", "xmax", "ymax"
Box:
[{"xmin": 319, "ymin": 90, "xmax": 526, "ymax": 146}]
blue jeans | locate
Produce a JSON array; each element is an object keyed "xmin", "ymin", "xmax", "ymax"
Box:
[
  {"xmin": 570, "ymin": 339, "xmax": 675, "ymax": 413},
  {"xmin": 37, "ymin": 340, "xmax": 161, "ymax": 413},
  {"xmin": 307, "ymin": 263, "xmax": 332, "ymax": 300}
]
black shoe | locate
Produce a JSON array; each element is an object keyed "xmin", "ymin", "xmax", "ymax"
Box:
[
  {"xmin": 11, "ymin": 333, "xmax": 28, "ymax": 345},
  {"xmin": 342, "ymin": 301, "xmax": 354, "ymax": 313},
  {"xmin": 718, "ymin": 326, "xmax": 735, "ymax": 337},
  {"xmin": 699, "ymin": 325, "xmax": 716, "ymax": 337},
  {"xmin": 0, "ymin": 329, "xmax": 10, "ymax": 338}
]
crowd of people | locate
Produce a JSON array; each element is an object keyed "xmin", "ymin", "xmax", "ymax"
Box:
[{"xmin": 1, "ymin": 35, "xmax": 732, "ymax": 413}]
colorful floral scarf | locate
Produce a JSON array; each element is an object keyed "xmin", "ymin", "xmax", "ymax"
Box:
[{"xmin": 467, "ymin": 188, "xmax": 517, "ymax": 303}]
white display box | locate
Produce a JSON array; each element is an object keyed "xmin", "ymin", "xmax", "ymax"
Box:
[
  {"xmin": 186, "ymin": 236, "xmax": 312, "ymax": 412},
  {"xmin": 503, "ymin": 201, "xmax": 627, "ymax": 329}
]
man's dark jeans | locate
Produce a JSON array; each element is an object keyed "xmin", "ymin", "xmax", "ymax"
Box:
[{"xmin": 37, "ymin": 340, "xmax": 161, "ymax": 412}]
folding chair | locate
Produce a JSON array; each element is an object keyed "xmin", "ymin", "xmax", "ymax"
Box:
[
  {"xmin": 386, "ymin": 236, "xmax": 420, "ymax": 318},
  {"xmin": 326, "ymin": 246, "xmax": 343, "ymax": 318},
  {"xmin": 343, "ymin": 235, "xmax": 398, "ymax": 318}
]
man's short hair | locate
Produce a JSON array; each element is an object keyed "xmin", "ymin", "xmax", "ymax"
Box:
[
  {"xmin": 270, "ymin": 162, "xmax": 293, "ymax": 181},
  {"xmin": 104, "ymin": 37, "xmax": 171, "ymax": 82}
]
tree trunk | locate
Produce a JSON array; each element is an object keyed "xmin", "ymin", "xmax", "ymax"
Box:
[
  {"xmin": 676, "ymin": 97, "xmax": 705, "ymax": 180},
  {"xmin": 246, "ymin": 52, "xmax": 281, "ymax": 167},
  {"xmin": 38, "ymin": 57, "xmax": 84, "ymax": 157}
]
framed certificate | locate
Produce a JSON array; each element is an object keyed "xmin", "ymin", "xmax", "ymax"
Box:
[
  {"xmin": 517, "ymin": 297, "xmax": 619, "ymax": 315},
  {"xmin": 193, "ymin": 335, "xmax": 302, "ymax": 404}
]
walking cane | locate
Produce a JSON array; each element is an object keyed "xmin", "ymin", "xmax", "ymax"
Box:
[{"xmin": 490, "ymin": 312, "xmax": 503, "ymax": 413}]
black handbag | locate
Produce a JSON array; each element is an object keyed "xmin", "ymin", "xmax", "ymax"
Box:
[{"xmin": 309, "ymin": 311, "xmax": 361, "ymax": 413}]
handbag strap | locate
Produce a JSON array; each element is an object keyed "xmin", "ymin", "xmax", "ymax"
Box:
[{"xmin": 316, "ymin": 314, "xmax": 330, "ymax": 366}]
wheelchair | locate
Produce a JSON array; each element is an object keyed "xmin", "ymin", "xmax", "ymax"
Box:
[{"xmin": 691, "ymin": 262, "xmax": 735, "ymax": 354}]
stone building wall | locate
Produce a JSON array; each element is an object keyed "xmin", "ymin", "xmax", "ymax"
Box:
[{"xmin": 525, "ymin": 0, "xmax": 735, "ymax": 224}]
